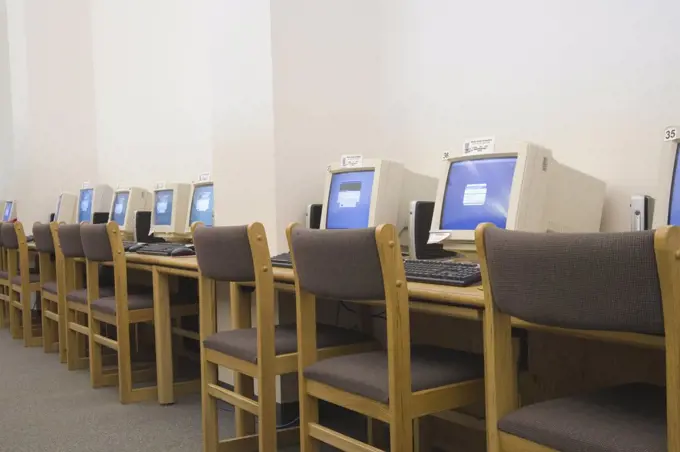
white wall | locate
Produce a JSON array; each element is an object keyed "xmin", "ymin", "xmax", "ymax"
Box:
[
  {"xmin": 0, "ymin": 1, "xmax": 13, "ymax": 198},
  {"xmin": 91, "ymin": 0, "xmax": 213, "ymax": 188},
  {"xmin": 383, "ymin": 0, "xmax": 680, "ymax": 231},
  {"xmin": 5, "ymin": 0, "xmax": 97, "ymax": 227}
]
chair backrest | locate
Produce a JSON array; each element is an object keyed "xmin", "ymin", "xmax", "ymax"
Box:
[
  {"xmin": 193, "ymin": 225, "xmax": 256, "ymax": 282},
  {"xmin": 33, "ymin": 222, "xmax": 55, "ymax": 254},
  {"xmin": 81, "ymin": 224, "xmax": 113, "ymax": 262},
  {"xmin": 480, "ymin": 226, "xmax": 664, "ymax": 336},
  {"xmin": 1, "ymin": 222, "xmax": 19, "ymax": 250},
  {"xmin": 58, "ymin": 224, "xmax": 85, "ymax": 258},
  {"xmin": 287, "ymin": 226, "xmax": 386, "ymax": 301}
]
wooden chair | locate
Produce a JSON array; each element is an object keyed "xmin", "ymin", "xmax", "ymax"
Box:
[
  {"xmin": 287, "ymin": 224, "xmax": 485, "ymax": 452},
  {"xmin": 81, "ymin": 222, "xmax": 198, "ymax": 404},
  {"xmin": 33, "ymin": 222, "xmax": 61, "ymax": 357},
  {"xmin": 0, "ymin": 221, "xmax": 9, "ymax": 328},
  {"xmin": 476, "ymin": 224, "xmax": 677, "ymax": 452},
  {"xmin": 56, "ymin": 223, "xmax": 104, "ymax": 370},
  {"xmin": 1, "ymin": 222, "xmax": 42, "ymax": 346},
  {"xmin": 194, "ymin": 223, "xmax": 377, "ymax": 452}
]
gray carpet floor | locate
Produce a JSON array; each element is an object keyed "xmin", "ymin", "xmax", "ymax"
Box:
[
  {"xmin": 0, "ymin": 331, "xmax": 368, "ymax": 451},
  {"xmin": 0, "ymin": 331, "xmax": 216, "ymax": 452}
]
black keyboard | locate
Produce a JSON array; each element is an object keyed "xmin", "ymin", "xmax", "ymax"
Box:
[
  {"xmin": 404, "ymin": 259, "xmax": 481, "ymax": 287},
  {"xmin": 122, "ymin": 241, "xmax": 136, "ymax": 252},
  {"xmin": 134, "ymin": 243, "xmax": 195, "ymax": 257},
  {"xmin": 271, "ymin": 252, "xmax": 293, "ymax": 269}
]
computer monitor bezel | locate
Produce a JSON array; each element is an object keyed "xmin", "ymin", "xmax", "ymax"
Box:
[
  {"xmin": 151, "ymin": 183, "xmax": 192, "ymax": 236},
  {"xmin": 109, "ymin": 187, "xmax": 151, "ymax": 234},
  {"xmin": 653, "ymin": 132, "xmax": 680, "ymax": 228},
  {"xmin": 320, "ymin": 159, "xmax": 403, "ymax": 230},
  {"xmin": 186, "ymin": 181, "xmax": 214, "ymax": 232},
  {"xmin": 430, "ymin": 145, "xmax": 545, "ymax": 243},
  {"xmin": 2, "ymin": 200, "xmax": 16, "ymax": 222},
  {"xmin": 55, "ymin": 192, "xmax": 78, "ymax": 224}
]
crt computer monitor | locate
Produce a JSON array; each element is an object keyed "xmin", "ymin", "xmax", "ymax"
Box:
[
  {"xmin": 2, "ymin": 200, "xmax": 16, "ymax": 221},
  {"xmin": 320, "ymin": 159, "xmax": 403, "ymax": 230},
  {"xmin": 653, "ymin": 130, "xmax": 680, "ymax": 228},
  {"xmin": 55, "ymin": 193, "xmax": 77, "ymax": 224},
  {"xmin": 109, "ymin": 187, "xmax": 151, "ymax": 234},
  {"xmin": 151, "ymin": 183, "xmax": 192, "ymax": 237},
  {"xmin": 187, "ymin": 182, "xmax": 214, "ymax": 230},
  {"xmin": 430, "ymin": 141, "xmax": 606, "ymax": 250},
  {"xmin": 78, "ymin": 185, "xmax": 114, "ymax": 224}
]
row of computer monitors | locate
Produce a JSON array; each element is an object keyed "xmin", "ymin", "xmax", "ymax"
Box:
[{"xmin": 9, "ymin": 137, "xmax": 680, "ymax": 244}]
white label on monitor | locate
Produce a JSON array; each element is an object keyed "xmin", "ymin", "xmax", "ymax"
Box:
[
  {"xmin": 155, "ymin": 181, "xmax": 165, "ymax": 189},
  {"xmin": 82, "ymin": 181, "xmax": 90, "ymax": 189},
  {"xmin": 340, "ymin": 154, "xmax": 363, "ymax": 168},
  {"xmin": 664, "ymin": 127, "xmax": 678, "ymax": 142},
  {"xmin": 428, "ymin": 231, "xmax": 451, "ymax": 244},
  {"xmin": 463, "ymin": 183, "xmax": 487, "ymax": 206},
  {"xmin": 463, "ymin": 136, "xmax": 495, "ymax": 155},
  {"xmin": 198, "ymin": 172, "xmax": 211, "ymax": 182}
]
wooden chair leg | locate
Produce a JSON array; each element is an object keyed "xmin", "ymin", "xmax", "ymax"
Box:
[
  {"xmin": 117, "ymin": 324, "xmax": 133, "ymax": 404},
  {"xmin": 201, "ymin": 353, "xmax": 219, "ymax": 452},
  {"xmin": 22, "ymin": 289, "xmax": 40, "ymax": 347},
  {"xmin": 10, "ymin": 289, "xmax": 22, "ymax": 340},
  {"xmin": 41, "ymin": 296, "xmax": 51, "ymax": 353},
  {"xmin": 89, "ymin": 317, "xmax": 104, "ymax": 387},
  {"xmin": 300, "ymin": 381, "xmax": 320, "ymax": 452},
  {"xmin": 390, "ymin": 413, "xmax": 414, "ymax": 452},
  {"xmin": 258, "ymin": 373, "xmax": 278, "ymax": 451},
  {"xmin": 58, "ymin": 302, "xmax": 67, "ymax": 363}
]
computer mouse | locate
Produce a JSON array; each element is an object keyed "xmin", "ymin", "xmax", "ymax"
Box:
[
  {"xmin": 170, "ymin": 246, "xmax": 196, "ymax": 257},
  {"xmin": 128, "ymin": 243, "xmax": 146, "ymax": 253}
]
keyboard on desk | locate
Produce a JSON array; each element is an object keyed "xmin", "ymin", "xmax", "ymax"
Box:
[
  {"xmin": 272, "ymin": 252, "xmax": 480, "ymax": 287},
  {"xmin": 404, "ymin": 259, "xmax": 481, "ymax": 287},
  {"xmin": 132, "ymin": 243, "xmax": 195, "ymax": 257},
  {"xmin": 271, "ymin": 252, "xmax": 293, "ymax": 269},
  {"xmin": 122, "ymin": 241, "xmax": 136, "ymax": 252}
]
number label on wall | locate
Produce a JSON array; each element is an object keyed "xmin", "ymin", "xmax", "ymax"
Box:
[
  {"xmin": 340, "ymin": 155, "xmax": 363, "ymax": 168},
  {"xmin": 155, "ymin": 181, "xmax": 165, "ymax": 190},
  {"xmin": 82, "ymin": 181, "xmax": 90, "ymax": 189},
  {"xmin": 198, "ymin": 172, "xmax": 211, "ymax": 182},
  {"xmin": 665, "ymin": 127, "xmax": 678, "ymax": 142}
]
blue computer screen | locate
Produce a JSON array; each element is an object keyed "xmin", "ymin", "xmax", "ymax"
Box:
[
  {"xmin": 440, "ymin": 157, "xmax": 517, "ymax": 230},
  {"xmin": 78, "ymin": 189, "xmax": 93, "ymax": 223},
  {"xmin": 3, "ymin": 202, "xmax": 12, "ymax": 221},
  {"xmin": 190, "ymin": 184, "xmax": 214, "ymax": 227},
  {"xmin": 111, "ymin": 192, "xmax": 129, "ymax": 225},
  {"xmin": 154, "ymin": 190, "xmax": 174, "ymax": 226},
  {"xmin": 668, "ymin": 144, "xmax": 680, "ymax": 225},
  {"xmin": 326, "ymin": 170, "xmax": 375, "ymax": 229}
]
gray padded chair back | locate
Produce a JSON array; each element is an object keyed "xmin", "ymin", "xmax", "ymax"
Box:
[
  {"xmin": 1, "ymin": 223, "xmax": 18, "ymax": 250},
  {"xmin": 81, "ymin": 224, "xmax": 113, "ymax": 262},
  {"xmin": 0, "ymin": 222, "xmax": 4, "ymax": 247},
  {"xmin": 58, "ymin": 224, "xmax": 85, "ymax": 258},
  {"xmin": 482, "ymin": 228, "xmax": 663, "ymax": 335},
  {"xmin": 33, "ymin": 222, "xmax": 55, "ymax": 253},
  {"xmin": 194, "ymin": 225, "xmax": 255, "ymax": 282},
  {"xmin": 289, "ymin": 226, "xmax": 385, "ymax": 301}
]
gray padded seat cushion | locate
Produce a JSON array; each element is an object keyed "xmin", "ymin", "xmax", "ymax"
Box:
[
  {"xmin": 66, "ymin": 287, "xmax": 115, "ymax": 304},
  {"xmin": 303, "ymin": 345, "xmax": 484, "ymax": 403},
  {"xmin": 91, "ymin": 294, "xmax": 154, "ymax": 315},
  {"xmin": 90, "ymin": 288, "xmax": 194, "ymax": 315},
  {"xmin": 11, "ymin": 273, "xmax": 40, "ymax": 284},
  {"xmin": 42, "ymin": 281, "xmax": 58, "ymax": 294},
  {"xmin": 203, "ymin": 323, "xmax": 372, "ymax": 364},
  {"xmin": 498, "ymin": 383, "xmax": 666, "ymax": 452}
]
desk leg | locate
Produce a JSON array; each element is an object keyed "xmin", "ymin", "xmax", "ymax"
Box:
[
  {"xmin": 153, "ymin": 269, "xmax": 174, "ymax": 405},
  {"xmin": 231, "ymin": 283, "xmax": 256, "ymax": 435}
]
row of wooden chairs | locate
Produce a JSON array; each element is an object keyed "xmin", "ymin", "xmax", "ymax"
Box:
[
  {"xmin": 0, "ymin": 221, "xmax": 199, "ymax": 404},
  {"xmin": 193, "ymin": 222, "xmax": 677, "ymax": 452}
]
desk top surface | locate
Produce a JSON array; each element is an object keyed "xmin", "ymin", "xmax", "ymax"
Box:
[
  {"xmin": 28, "ymin": 243, "xmax": 484, "ymax": 309},
  {"xmin": 123, "ymin": 253, "xmax": 485, "ymax": 309}
]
